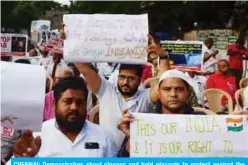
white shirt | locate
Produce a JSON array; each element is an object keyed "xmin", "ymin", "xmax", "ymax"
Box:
[
  {"xmin": 46, "ymin": 62, "xmax": 66, "ymax": 76},
  {"xmin": 86, "ymin": 89, "xmax": 94, "ymax": 112},
  {"xmin": 29, "ymin": 119, "xmax": 117, "ymax": 157},
  {"xmin": 244, "ymin": 86, "xmax": 248, "ymax": 111},
  {"xmin": 29, "ymin": 57, "xmax": 41, "ymax": 65},
  {"xmin": 203, "ymin": 45, "xmax": 218, "ymax": 73},
  {"xmin": 96, "ymin": 79, "xmax": 153, "ymax": 149},
  {"xmin": 185, "ymin": 73, "xmax": 207, "ymax": 105},
  {"xmin": 39, "ymin": 56, "xmax": 52, "ymax": 69},
  {"xmin": 6, "ymin": 121, "xmax": 117, "ymax": 165},
  {"xmin": 108, "ymin": 70, "xmax": 119, "ymax": 85},
  {"xmin": 98, "ymin": 63, "xmax": 119, "ymax": 79},
  {"xmin": 80, "ymin": 74, "xmax": 96, "ymax": 112}
]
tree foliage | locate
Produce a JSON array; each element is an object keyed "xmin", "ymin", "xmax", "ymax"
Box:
[
  {"xmin": 1, "ymin": 1, "xmax": 247, "ymax": 35},
  {"xmin": 1, "ymin": 1, "xmax": 62, "ymax": 30},
  {"xmin": 70, "ymin": 1, "xmax": 247, "ymax": 33}
]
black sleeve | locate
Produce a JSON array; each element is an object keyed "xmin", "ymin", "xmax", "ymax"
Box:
[{"xmin": 116, "ymin": 137, "xmax": 130, "ymax": 157}]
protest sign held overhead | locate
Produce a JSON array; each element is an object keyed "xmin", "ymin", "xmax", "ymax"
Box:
[
  {"xmin": 1, "ymin": 62, "xmax": 46, "ymax": 131},
  {"xmin": 130, "ymin": 113, "xmax": 248, "ymax": 157},
  {"xmin": 47, "ymin": 34, "xmax": 63, "ymax": 48},
  {"xmin": 31, "ymin": 20, "xmax": 51, "ymax": 46},
  {"xmin": 198, "ymin": 29, "xmax": 238, "ymax": 50},
  {"xmin": 198, "ymin": 29, "xmax": 239, "ymax": 58},
  {"xmin": 161, "ymin": 41, "xmax": 203, "ymax": 71},
  {"xmin": 63, "ymin": 14, "xmax": 148, "ymax": 64},
  {"xmin": 1, "ymin": 33, "xmax": 28, "ymax": 56},
  {"xmin": 31, "ymin": 20, "xmax": 51, "ymax": 33}
]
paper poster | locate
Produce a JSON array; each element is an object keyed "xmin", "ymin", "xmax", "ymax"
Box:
[
  {"xmin": 63, "ymin": 14, "xmax": 148, "ymax": 64},
  {"xmin": 30, "ymin": 20, "xmax": 51, "ymax": 33},
  {"xmin": 47, "ymin": 34, "xmax": 63, "ymax": 49},
  {"xmin": 198, "ymin": 29, "xmax": 238, "ymax": 50},
  {"xmin": 198, "ymin": 29, "xmax": 239, "ymax": 58},
  {"xmin": 31, "ymin": 32, "xmax": 39, "ymax": 45},
  {"xmin": 1, "ymin": 62, "xmax": 46, "ymax": 131},
  {"xmin": 11, "ymin": 56, "xmax": 41, "ymax": 65},
  {"xmin": 1, "ymin": 33, "xmax": 28, "ymax": 56},
  {"xmin": 130, "ymin": 113, "xmax": 248, "ymax": 157},
  {"xmin": 39, "ymin": 31, "xmax": 49, "ymax": 47},
  {"xmin": 161, "ymin": 41, "xmax": 204, "ymax": 71}
]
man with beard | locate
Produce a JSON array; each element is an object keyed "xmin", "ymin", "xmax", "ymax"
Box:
[
  {"xmin": 74, "ymin": 35, "xmax": 169, "ymax": 149},
  {"xmin": 43, "ymin": 66, "xmax": 74, "ymax": 121},
  {"xmin": 116, "ymin": 69, "xmax": 206, "ymax": 157},
  {"xmin": 10, "ymin": 77, "xmax": 117, "ymax": 158}
]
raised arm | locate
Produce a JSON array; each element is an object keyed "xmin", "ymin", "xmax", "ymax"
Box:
[
  {"xmin": 60, "ymin": 26, "xmax": 102, "ymax": 94},
  {"xmin": 204, "ymin": 50, "xmax": 218, "ymax": 62},
  {"xmin": 227, "ymin": 45, "xmax": 238, "ymax": 56},
  {"xmin": 147, "ymin": 35, "xmax": 170, "ymax": 104},
  {"xmin": 74, "ymin": 63, "xmax": 102, "ymax": 94}
]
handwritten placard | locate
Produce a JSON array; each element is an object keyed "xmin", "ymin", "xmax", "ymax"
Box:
[
  {"xmin": 130, "ymin": 113, "xmax": 248, "ymax": 157},
  {"xmin": 161, "ymin": 41, "xmax": 203, "ymax": 71},
  {"xmin": 1, "ymin": 62, "xmax": 46, "ymax": 131},
  {"xmin": 63, "ymin": 14, "xmax": 148, "ymax": 64},
  {"xmin": 1, "ymin": 33, "xmax": 28, "ymax": 56}
]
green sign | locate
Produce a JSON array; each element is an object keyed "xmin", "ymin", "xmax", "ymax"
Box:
[{"xmin": 198, "ymin": 30, "xmax": 238, "ymax": 50}]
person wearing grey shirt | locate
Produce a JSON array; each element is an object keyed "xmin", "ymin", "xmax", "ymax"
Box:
[{"xmin": 74, "ymin": 35, "xmax": 170, "ymax": 149}]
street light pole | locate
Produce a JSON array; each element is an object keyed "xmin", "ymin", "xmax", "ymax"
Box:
[{"xmin": 194, "ymin": 22, "xmax": 198, "ymax": 40}]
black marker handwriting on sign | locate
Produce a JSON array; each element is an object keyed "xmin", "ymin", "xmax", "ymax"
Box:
[
  {"xmin": 87, "ymin": 17, "xmax": 122, "ymax": 30},
  {"xmin": 124, "ymin": 33, "xmax": 147, "ymax": 43},
  {"xmin": 85, "ymin": 16, "xmax": 147, "ymax": 31},
  {"xmin": 83, "ymin": 32, "xmax": 117, "ymax": 44},
  {"xmin": 129, "ymin": 20, "xmax": 148, "ymax": 30}
]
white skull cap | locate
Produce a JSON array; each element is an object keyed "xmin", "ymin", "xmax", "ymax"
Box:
[{"xmin": 159, "ymin": 69, "xmax": 194, "ymax": 88}]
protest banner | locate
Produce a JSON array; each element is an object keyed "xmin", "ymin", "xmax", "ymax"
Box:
[
  {"xmin": 1, "ymin": 33, "xmax": 28, "ymax": 56},
  {"xmin": 31, "ymin": 20, "xmax": 51, "ymax": 33},
  {"xmin": 31, "ymin": 32, "xmax": 39, "ymax": 45},
  {"xmin": 31, "ymin": 20, "xmax": 51, "ymax": 46},
  {"xmin": 198, "ymin": 29, "xmax": 238, "ymax": 50},
  {"xmin": 130, "ymin": 113, "xmax": 248, "ymax": 157},
  {"xmin": 46, "ymin": 34, "xmax": 63, "ymax": 50},
  {"xmin": 1, "ymin": 62, "xmax": 46, "ymax": 131},
  {"xmin": 63, "ymin": 14, "xmax": 148, "ymax": 64},
  {"xmin": 161, "ymin": 41, "xmax": 203, "ymax": 71},
  {"xmin": 11, "ymin": 56, "xmax": 41, "ymax": 65},
  {"xmin": 198, "ymin": 29, "xmax": 239, "ymax": 58},
  {"xmin": 39, "ymin": 31, "xmax": 49, "ymax": 46}
]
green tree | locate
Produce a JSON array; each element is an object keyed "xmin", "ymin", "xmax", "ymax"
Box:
[{"xmin": 1, "ymin": 1, "xmax": 63, "ymax": 30}]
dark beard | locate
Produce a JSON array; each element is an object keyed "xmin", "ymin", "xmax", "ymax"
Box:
[
  {"xmin": 55, "ymin": 111, "xmax": 86, "ymax": 133},
  {"xmin": 117, "ymin": 85, "xmax": 138, "ymax": 98}
]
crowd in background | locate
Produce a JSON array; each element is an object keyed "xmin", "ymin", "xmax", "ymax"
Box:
[{"xmin": 1, "ymin": 31, "xmax": 248, "ymax": 162}]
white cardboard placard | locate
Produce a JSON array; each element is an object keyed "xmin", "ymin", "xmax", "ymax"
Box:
[{"xmin": 63, "ymin": 14, "xmax": 148, "ymax": 64}]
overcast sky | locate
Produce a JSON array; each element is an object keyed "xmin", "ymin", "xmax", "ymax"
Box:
[{"xmin": 53, "ymin": 0, "xmax": 71, "ymax": 6}]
